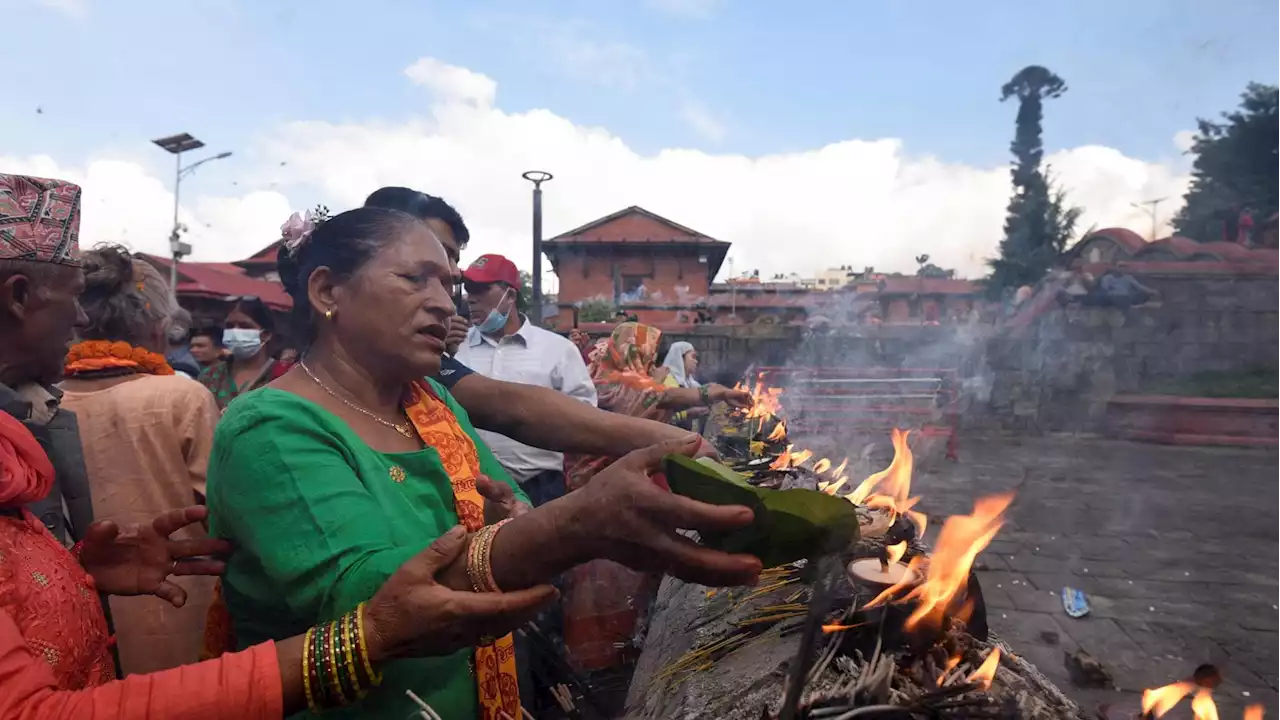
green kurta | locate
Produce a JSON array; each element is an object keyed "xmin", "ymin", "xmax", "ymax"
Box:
[{"xmin": 206, "ymin": 381, "xmax": 528, "ymax": 719}]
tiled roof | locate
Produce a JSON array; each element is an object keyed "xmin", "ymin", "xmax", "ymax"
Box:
[
  {"xmin": 139, "ymin": 254, "xmax": 292, "ymax": 309},
  {"xmin": 1072, "ymin": 228, "xmax": 1277, "ymax": 265},
  {"xmin": 545, "ymin": 206, "xmax": 728, "ymax": 246}
]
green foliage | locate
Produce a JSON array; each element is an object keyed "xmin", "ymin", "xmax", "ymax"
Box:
[
  {"xmin": 517, "ymin": 270, "xmax": 533, "ymax": 313},
  {"xmin": 664, "ymin": 455, "xmax": 860, "ymax": 568},
  {"xmin": 987, "ymin": 66, "xmax": 1082, "ymax": 298},
  {"xmin": 577, "ymin": 298, "xmax": 617, "ymax": 323},
  {"xmin": 1173, "ymin": 83, "xmax": 1279, "ymax": 242}
]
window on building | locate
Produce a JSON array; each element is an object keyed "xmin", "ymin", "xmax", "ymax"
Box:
[{"xmin": 622, "ymin": 275, "xmax": 649, "ymax": 294}]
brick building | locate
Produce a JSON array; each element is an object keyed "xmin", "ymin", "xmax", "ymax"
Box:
[{"xmin": 542, "ymin": 206, "xmax": 730, "ymax": 326}]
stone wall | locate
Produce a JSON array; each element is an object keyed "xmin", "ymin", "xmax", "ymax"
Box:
[{"xmin": 982, "ymin": 273, "xmax": 1279, "ymax": 432}]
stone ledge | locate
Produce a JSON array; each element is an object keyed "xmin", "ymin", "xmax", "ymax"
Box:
[{"xmin": 1106, "ymin": 394, "xmax": 1279, "ymax": 447}]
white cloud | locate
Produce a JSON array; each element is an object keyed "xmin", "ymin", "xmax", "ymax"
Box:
[
  {"xmin": 645, "ymin": 0, "xmax": 724, "ymax": 19},
  {"xmin": 3, "ymin": 57, "xmax": 1191, "ymax": 281},
  {"xmin": 680, "ymin": 100, "xmax": 728, "ymax": 143}
]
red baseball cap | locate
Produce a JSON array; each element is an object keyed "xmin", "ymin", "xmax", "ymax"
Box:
[{"xmin": 462, "ymin": 254, "xmax": 522, "ymax": 288}]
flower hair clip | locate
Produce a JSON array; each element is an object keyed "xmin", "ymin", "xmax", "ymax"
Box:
[{"xmin": 281, "ymin": 204, "xmax": 331, "ymax": 255}]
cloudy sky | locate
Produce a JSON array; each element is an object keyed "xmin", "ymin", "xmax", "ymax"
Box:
[{"xmin": 3, "ymin": 0, "xmax": 1276, "ymax": 283}]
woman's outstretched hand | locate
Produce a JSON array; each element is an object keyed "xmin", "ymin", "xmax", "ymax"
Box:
[
  {"xmin": 708, "ymin": 384, "xmax": 753, "ymax": 409},
  {"xmin": 554, "ymin": 435, "xmax": 762, "ymax": 588},
  {"xmin": 79, "ymin": 506, "xmax": 233, "ymax": 606},
  {"xmin": 363, "ymin": 526, "xmax": 558, "ymax": 661}
]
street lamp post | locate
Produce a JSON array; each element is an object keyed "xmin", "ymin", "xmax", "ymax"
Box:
[
  {"xmin": 1130, "ymin": 197, "xmax": 1167, "ymax": 241},
  {"xmin": 152, "ymin": 133, "xmax": 232, "ymax": 299},
  {"xmin": 521, "ymin": 170, "xmax": 553, "ymax": 326}
]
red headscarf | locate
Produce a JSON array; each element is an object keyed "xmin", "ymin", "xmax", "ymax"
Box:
[{"xmin": 0, "ymin": 412, "xmax": 54, "ymax": 508}]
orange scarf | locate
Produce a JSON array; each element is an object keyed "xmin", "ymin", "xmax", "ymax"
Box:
[{"xmin": 402, "ymin": 380, "xmax": 521, "ymax": 720}]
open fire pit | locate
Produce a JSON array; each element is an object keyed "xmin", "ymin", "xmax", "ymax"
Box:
[{"xmin": 623, "ymin": 381, "xmax": 1089, "ymax": 719}]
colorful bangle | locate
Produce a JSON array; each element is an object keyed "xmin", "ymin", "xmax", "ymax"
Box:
[
  {"xmin": 355, "ymin": 602, "xmax": 383, "ymax": 687},
  {"xmin": 482, "ymin": 519, "xmax": 511, "ymax": 592},
  {"xmin": 325, "ymin": 621, "xmax": 348, "ymax": 706},
  {"xmin": 309, "ymin": 622, "xmax": 331, "ymax": 708}
]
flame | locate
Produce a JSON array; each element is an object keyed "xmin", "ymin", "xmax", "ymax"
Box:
[
  {"xmin": 791, "ymin": 448, "xmax": 813, "ymax": 466},
  {"xmin": 821, "ymin": 621, "xmax": 868, "ymax": 634},
  {"xmin": 1244, "ymin": 704, "xmax": 1264, "ymax": 720},
  {"xmin": 1190, "ymin": 689, "xmax": 1218, "ymax": 720},
  {"xmin": 767, "ymin": 422, "xmax": 787, "ymax": 442},
  {"xmin": 743, "ymin": 378, "xmax": 783, "ymax": 420},
  {"xmin": 822, "ymin": 476, "xmax": 848, "ymax": 495},
  {"xmin": 1142, "ymin": 681, "xmax": 1195, "ymax": 718},
  {"xmin": 813, "ymin": 457, "xmax": 832, "ymax": 474},
  {"xmin": 832, "ymin": 458, "xmax": 848, "ymax": 477},
  {"xmin": 900, "ymin": 493, "xmax": 1014, "ymax": 631},
  {"xmin": 864, "ymin": 556, "xmax": 926, "ymax": 609},
  {"xmin": 769, "ymin": 445, "xmax": 795, "ymax": 470},
  {"xmin": 885, "ymin": 541, "xmax": 907, "ymax": 566},
  {"xmin": 966, "ymin": 648, "xmax": 1001, "ymax": 690}
]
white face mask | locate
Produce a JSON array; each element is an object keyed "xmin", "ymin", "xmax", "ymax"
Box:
[{"xmin": 222, "ymin": 328, "xmax": 263, "ymax": 360}]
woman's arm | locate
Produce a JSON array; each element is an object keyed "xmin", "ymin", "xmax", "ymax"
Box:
[
  {"xmin": 450, "ymin": 372, "xmax": 693, "ymax": 456},
  {"xmin": 0, "ymin": 606, "xmax": 293, "ymax": 719}
]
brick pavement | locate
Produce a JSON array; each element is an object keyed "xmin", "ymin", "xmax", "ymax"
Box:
[{"xmin": 910, "ymin": 435, "xmax": 1279, "ymax": 718}]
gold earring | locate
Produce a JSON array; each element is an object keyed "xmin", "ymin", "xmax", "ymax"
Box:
[{"xmin": 324, "ymin": 309, "xmax": 334, "ymax": 320}]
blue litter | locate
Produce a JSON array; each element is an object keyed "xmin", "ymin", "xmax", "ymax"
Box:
[{"xmin": 1062, "ymin": 587, "xmax": 1090, "ymax": 618}]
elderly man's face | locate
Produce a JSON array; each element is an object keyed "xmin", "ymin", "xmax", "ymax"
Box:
[{"xmin": 0, "ymin": 263, "xmax": 88, "ymax": 384}]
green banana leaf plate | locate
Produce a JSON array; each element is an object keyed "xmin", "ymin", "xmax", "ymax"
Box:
[{"xmin": 662, "ymin": 455, "xmax": 861, "ymax": 569}]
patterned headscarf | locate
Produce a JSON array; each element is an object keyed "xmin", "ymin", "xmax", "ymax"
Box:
[
  {"xmin": 587, "ymin": 322, "xmax": 666, "ymax": 413},
  {"xmin": 0, "ymin": 174, "xmax": 82, "ymax": 266}
]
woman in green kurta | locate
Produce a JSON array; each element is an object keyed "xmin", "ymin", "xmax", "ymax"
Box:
[{"xmin": 206, "ymin": 207, "xmax": 763, "ymax": 719}]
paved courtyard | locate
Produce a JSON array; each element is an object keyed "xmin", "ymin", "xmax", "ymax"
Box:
[{"xmin": 910, "ymin": 435, "xmax": 1279, "ymax": 718}]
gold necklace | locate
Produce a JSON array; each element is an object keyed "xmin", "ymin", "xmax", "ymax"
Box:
[{"xmin": 299, "ymin": 360, "xmax": 415, "ymax": 439}]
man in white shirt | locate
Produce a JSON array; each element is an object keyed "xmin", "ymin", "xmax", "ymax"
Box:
[{"xmin": 456, "ymin": 253, "xmax": 598, "ymax": 507}]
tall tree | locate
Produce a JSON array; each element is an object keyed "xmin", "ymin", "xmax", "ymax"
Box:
[
  {"xmin": 987, "ymin": 66, "xmax": 1081, "ymax": 297},
  {"xmin": 1173, "ymin": 83, "xmax": 1278, "ymax": 243}
]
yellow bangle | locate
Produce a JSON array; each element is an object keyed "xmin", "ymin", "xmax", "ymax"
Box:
[
  {"xmin": 302, "ymin": 627, "xmax": 318, "ymax": 713},
  {"xmin": 356, "ymin": 602, "xmax": 383, "ymax": 686},
  {"xmin": 342, "ymin": 610, "xmax": 362, "ymax": 697}
]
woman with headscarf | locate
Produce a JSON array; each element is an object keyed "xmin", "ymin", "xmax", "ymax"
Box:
[
  {"xmin": 58, "ymin": 246, "xmax": 220, "ymax": 675},
  {"xmin": 561, "ymin": 324, "xmax": 749, "ymax": 708},
  {"xmin": 659, "ymin": 340, "xmax": 709, "ymax": 432},
  {"xmin": 205, "ymin": 209, "xmax": 762, "ymax": 719}
]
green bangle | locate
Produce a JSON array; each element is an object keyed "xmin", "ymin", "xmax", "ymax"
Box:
[{"xmin": 699, "ymin": 385, "xmax": 711, "ymax": 406}]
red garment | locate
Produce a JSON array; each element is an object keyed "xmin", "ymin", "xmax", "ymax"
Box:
[
  {"xmin": 0, "ymin": 411, "xmax": 54, "ymax": 506},
  {"xmin": 268, "ymin": 360, "xmax": 294, "ymax": 381},
  {"xmin": 0, "ymin": 405, "xmax": 283, "ymax": 718}
]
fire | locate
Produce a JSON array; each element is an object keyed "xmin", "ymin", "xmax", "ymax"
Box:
[
  {"xmin": 813, "ymin": 457, "xmax": 832, "ymax": 474},
  {"xmin": 821, "ymin": 621, "xmax": 868, "ymax": 634},
  {"xmin": 900, "ymin": 493, "xmax": 1013, "ymax": 631},
  {"xmin": 832, "ymin": 458, "xmax": 848, "ymax": 477},
  {"xmin": 966, "ymin": 647, "xmax": 1001, "ymax": 690},
  {"xmin": 1190, "ymin": 689, "xmax": 1219, "ymax": 720},
  {"xmin": 885, "ymin": 541, "xmax": 907, "ymax": 566},
  {"xmin": 742, "ymin": 378, "xmax": 783, "ymax": 420},
  {"xmin": 1244, "ymin": 705, "xmax": 1264, "ymax": 720},
  {"xmin": 770, "ymin": 445, "xmax": 795, "ymax": 470},
  {"xmin": 822, "ymin": 476, "xmax": 848, "ymax": 495},
  {"xmin": 843, "ymin": 428, "xmax": 928, "ymax": 536},
  {"xmin": 1142, "ymin": 681, "xmax": 1195, "ymax": 718},
  {"xmin": 767, "ymin": 422, "xmax": 787, "ymax": 442}
]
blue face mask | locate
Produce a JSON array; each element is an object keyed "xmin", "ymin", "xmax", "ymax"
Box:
[
  {"xmin": 477, "ymin": 289, "xmax": 513, "ymax": 334},
  {"xmin": 222, "ymin": 328, "xmax": 263, "ymax": 360}
]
